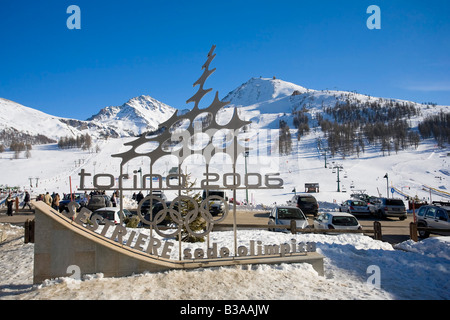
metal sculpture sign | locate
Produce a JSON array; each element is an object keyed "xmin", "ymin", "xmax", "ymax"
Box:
[{"xmin": 74, "ymin": 46, "xmax": 304, "ymax": 260}]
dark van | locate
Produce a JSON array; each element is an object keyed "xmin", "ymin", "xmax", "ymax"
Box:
[{"xmin": 293, "ymin": 194, "xmax": 318, "ymax": 217}]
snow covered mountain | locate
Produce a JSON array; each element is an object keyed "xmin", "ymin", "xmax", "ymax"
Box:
[
  {"xmin": 1, "ymin": 77, "xmax": 448, "ymax": 146},
  {"xmin": 0, "ymin": 98, "xmax": 116, "ymax": 144},
  {"xmin": 87, "ymin": 95, "xmax": 176, "ymax": 137},
  {"xmin": 223, "ymin": 77, "xmax": 309, "ymax": 107},
  {"xmin": 221, "ymin": 77, "xmax": 447, "ymax": 131},
  {"xmin": 0, "ymin": 94, "xmax": 176, "ymax": 146}
]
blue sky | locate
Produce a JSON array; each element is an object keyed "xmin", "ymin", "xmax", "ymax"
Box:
[{"xmin": 0, "ymin": 0, "xmax": 449, "ymax": 120}]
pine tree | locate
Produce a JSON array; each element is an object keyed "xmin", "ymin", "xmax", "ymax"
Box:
[
  {"xmin": 176, "ymin": 172, "xmax": 207, "ymax": 243},
  {"xmin": 279, "ymin": 120, "xmax": 292, "ymax": 155}
]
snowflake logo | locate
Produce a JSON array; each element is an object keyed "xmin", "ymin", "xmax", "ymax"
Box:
[{"xmin": 112, "ymin": 45, "xmax": 251, "ymax": 168}]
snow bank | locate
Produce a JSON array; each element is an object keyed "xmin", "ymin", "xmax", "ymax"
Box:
[
  {"xmin": 395, "ymin": 236, "xmax": 450, "ymax": 259},
  {"xmin": 1, "ymin": 223, "xmax": 448, "ymax": 300}
]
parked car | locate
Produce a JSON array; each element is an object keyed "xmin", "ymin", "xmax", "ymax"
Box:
[
  {"xmin": 268, "ymin": 206, "xmax": 309, "ymax": 232},
  {"xmin": 350, "ymin": 192, "xmax": 371, "ymax": 202},
  {"xmin": 87, "ymin": 194, "xmax": 111, "ymax": 211},
  {"xmin": 288, "ymin": 194, "xmax": 318, "ymax": 216},
  {"xmin": 415, "ymin": 202, "xmax": 450, "ymax": 238},
  {"xmin": 141, "ymin": 201, "xmax": 177, "ymax": 227},
  {"xmin": 59, "ymin": 193, "xmax": 88, "ymax": 212},
  {"xmin": 139, "ymin": 191, "xmax": 167, "ymax": 216},
  {"xmin": 370, "ymin": 197, "xmax": 407, "ymax": 220},
  {"xmin": 313, "ymin": 212, "xmax": 362, "ymax": 231},
  {"xmin": 149, "ymin": 190, "xmax": 167, "ymax": 202},
  {"xmin": 91, "ymin": 207, "xmax": 132, "ymax": 225},
  {"xmin": 202, "ymin": 190, "xmax": 227, "ymax": 216},
  {"xmin": 339, "ymin": 199, "xmax": 371, "ymax": 215}
]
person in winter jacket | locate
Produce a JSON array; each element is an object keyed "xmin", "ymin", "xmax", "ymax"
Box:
[
  {"xmin": 6, "ymin": 193, "xmax": 14, "ymax": 216},
  {"xmin": 136, "ymin": 191, "xmax": 144, "ymax": 204},
  {"xmin": 52, "ymin": 193, "xmax": 60, "ymax": 210},
  {"xmin": 44, "ymin": 192, "xmax": 52, "ymax": 206},
  {"xmin": 22, "ymin": 191, "xmax": 32, "ymax": 210},
  {"xmin": 111, "ymin": 192, "xmax": 116, "ymax": 207}
]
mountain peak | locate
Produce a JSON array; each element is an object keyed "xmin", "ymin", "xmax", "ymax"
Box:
[
  {"xmin": 87, "ymin": 94, "xmax": 176, "ymax": 136},
  {"xmin": 223, "ymin": 77, "xmax": 309, "ymax": 107}
]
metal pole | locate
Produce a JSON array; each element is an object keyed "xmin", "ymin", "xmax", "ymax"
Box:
[
  {"xmin": 178, "ymin": 164, "xmax": 182, "ymax": 261},
  {"xmin": 205, "ymin": 163, "xmax": 210, "ymax": 255},
  {"xmin": 233, "ymin": 164, "xmax": 237, "ymax": 256},
  {"xmin": 119, "ymin": 165, "xmax": 124, "ymax": 225},
  {"xmin": 386, "ymin": 176, "xmax": 389, "ymax": 199},
  {"xmin": 244, "ymin": 151, "xmax": 249, "ymax": 204},
  {"xmin": 383, "ymin": 173, "xmax": 389, "ymax": 199},
  {"xmin": 149, "ymin": 165, "xmax": 153, "ymax": 244},
  {"xmin": 69, "ymin": 176, "xmax": 73, "ymax": 201},
  {"xmin": 337, "ymin": 167, "xmax": 341, "ymax": 192}
]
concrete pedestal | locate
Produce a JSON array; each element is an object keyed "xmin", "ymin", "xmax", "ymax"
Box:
[{"xmin": 33, "ymin": 201, "xmax": 324, "ymax": 284}]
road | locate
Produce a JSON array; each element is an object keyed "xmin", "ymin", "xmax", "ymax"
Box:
[
  {"xmin": 0, "ymin": 208, "xmax": 419, "ymax": 244},
  {"xmin": 0, "ymin": 209, "xmax": 35, "ymax": 226}
]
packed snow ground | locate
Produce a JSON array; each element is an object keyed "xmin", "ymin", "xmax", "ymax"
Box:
[{"xmin": 0, "ymin": 223, "xmax": 449, "ymax": 300}]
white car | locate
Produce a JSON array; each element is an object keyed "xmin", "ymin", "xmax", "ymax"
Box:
[
  {"xmin": 268, "ymin": 206, "xmax": 309, "ymax": 232},
  {"xmin": 91, "ymin": 207, "xmax": 132, "ymax": 225},
  {"xmin": 313, "ymin": 212, "xmax": 362, "ymax": 231},
  {"xmin": 339, "ymin": 199, "xmax": 371, "ymax": 215}
]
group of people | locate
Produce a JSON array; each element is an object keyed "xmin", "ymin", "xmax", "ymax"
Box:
[
  {"xmin": 36, "ymin": 192, "xmax": 61, "ymax": 210},
  {"xmin": 132, "ymin": 191, "xmax": 144, "ymax": 204},
  {"xmin": 3, "ymin": 191, "xmax": 32, "ymax": 216},
  {"xmin": 89, "ymin": 190, "xmax": 119, "ymax": 207},
  {"xmin": 3, "ymin": 189, "xmax": 123, "ymax": 216},
  {"xmin": 3, "ymin": 189, "xmax": 127, "ymax": 215}
]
